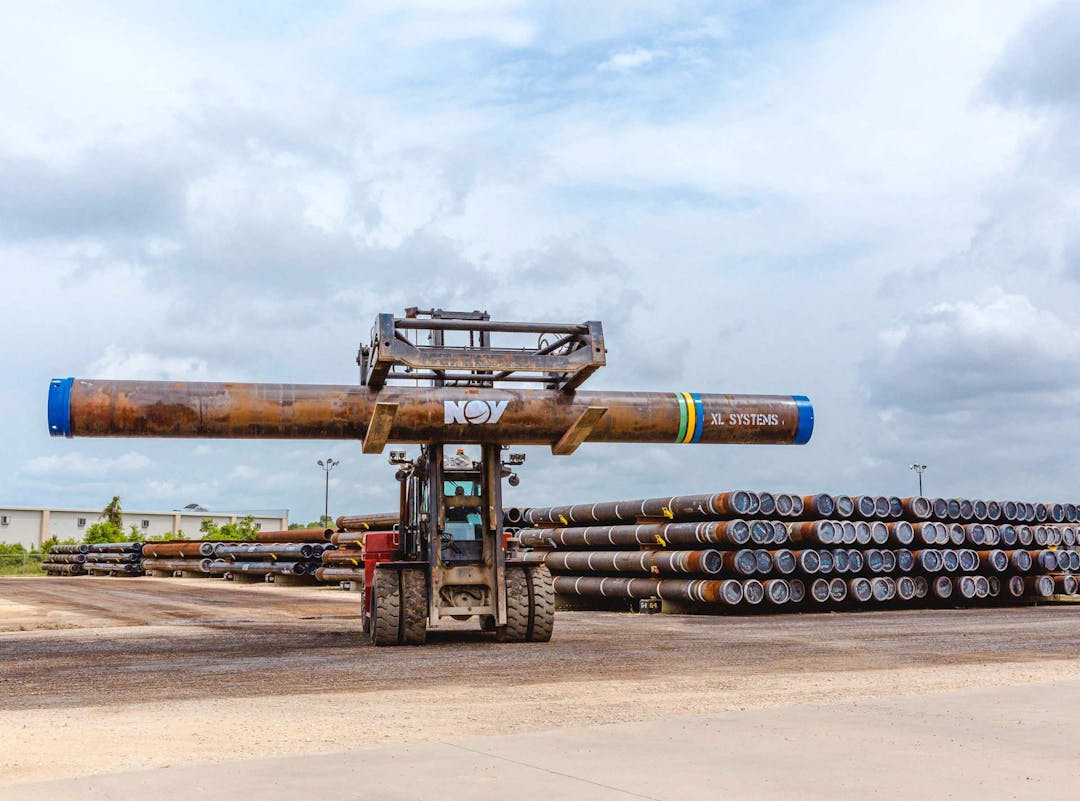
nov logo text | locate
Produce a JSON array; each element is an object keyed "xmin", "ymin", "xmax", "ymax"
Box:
[{"xmin": 444, "ymin": 400, "xmax": 509, "ymax": 425}]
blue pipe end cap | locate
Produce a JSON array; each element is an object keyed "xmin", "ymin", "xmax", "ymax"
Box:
[
  {"xmin": 48, "ymin": 377, "xmax": 73, "ymax": 438},
  {"xmin": 792, "ymin": 395, "xmax": 814, "ymax": 444}
]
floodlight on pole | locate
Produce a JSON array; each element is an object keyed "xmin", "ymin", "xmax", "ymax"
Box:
[
  {"xmin": 317, "ymin": 457, "xmax": 340, "ymax": 525},
  {"xmin": 909, "ymin": 463, "xmax": 927, "ymax": 496}
]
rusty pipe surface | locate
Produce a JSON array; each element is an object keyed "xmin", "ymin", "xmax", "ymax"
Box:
[
  {"xmin": 516, "ymin": 521, "xmax": 753, "ymax": 549},
  {"xmin": 336, "ymin": 513, "xmax": 399, "ymax": 531},
  {"xmin": 786, "ymin": 521, "xmax": 836, "ymax": 545},
  {"xmin": 537, "ymin": 549, "xmax": 723, "ymax": 576},
  {"xmin": 322, "ymin": 550, "xmax": 363, "ymax": 565},
  {"xmin": 900, "ymin": 497, "xmax": 932, "ymax": 520},
  {"xmin": 255, "ymin": 528, "xmax": 332, "ymax": 544},
  {"xmin": 316, "ymin": 566, "xmax": 365, "ymax": 582},
  {"xmin": 42, "ymin": 562, "xmax": 85, "ymax": 574},
  {"xmin": 330, "ymin": 531, "xmax": 370, "ymax": 545},
  {"xmin": 141, "ymin": 541, "xmax": 215, "ymax": 558},
  {"xmin": 552, "ymin": 575, "xmax": 744, "ymax": 604},
  {"xmin": 523, "ymin": 491, "xmax": 764, "ymax": 526},
  {"xmin": 800, "ymin": 494, "xmax": 835, "ymax": 518},
  {"xmin": 1025, "ymin": 575, "xmax": 1054, "ymax": 597},
  {"xmin": 49, "ymin": 379, "xmax": 814, "ymax": 447},
  {"xmin": 975, "ymin": 549, "xmax": 1008, "ymax": 572}
]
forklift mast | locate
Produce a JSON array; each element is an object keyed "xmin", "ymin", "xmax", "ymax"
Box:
[{"xmin": 357, "ymin": 308, "xmax": 604, "ymax": 644}]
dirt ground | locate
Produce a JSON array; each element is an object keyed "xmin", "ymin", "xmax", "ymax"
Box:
[{"xmin": 3, "ymin": 575, "xmax": 1080, "ymax": 788}]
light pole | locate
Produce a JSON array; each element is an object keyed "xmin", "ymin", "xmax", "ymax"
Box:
[
  {"xmin": 317, "ymin": 458, "xmax": 339, "ymax": 526},
  {"xmin": 909, "ymin": 463, "xmax": 927, "ymax": 496}
]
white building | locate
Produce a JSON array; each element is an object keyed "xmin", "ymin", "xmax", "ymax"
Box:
[{"xmin": 0, "ymin": 505, "xmax": 289, "ymax": 549}]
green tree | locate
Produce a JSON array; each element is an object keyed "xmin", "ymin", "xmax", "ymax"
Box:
[
  {"xmin": 101, "ymin": 496, "xmax": 123, "ymax": 527},
  {"xmin": 290, "ymin": 518, "xmax": 334, "ymax": 529},
  {"xmin": 201, "ymin": 515, "xmax": 259, "ymax": 541},
  {"xmin": 83, "ymin": 521, "xmax": 126, "ymax": 544}
]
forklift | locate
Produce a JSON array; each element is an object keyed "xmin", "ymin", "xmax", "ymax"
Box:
[{"xmin": 354, "ymin": 308, "xmax": 606, "ymax": 645}]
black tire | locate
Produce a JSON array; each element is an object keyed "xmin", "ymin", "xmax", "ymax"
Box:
[
  {"xmin": 480, "ymin": 615, "xmax": 496, "ymax": 632},
  {"xmin": 525, "ymin": 565, "xmax": 555, "ymax": 642},
  {"xmin": 401, "ymin": 568, "xmax": 427, "ymax": 645},
  {"xmin": 495, "ymin": 566, "xmax": 529, "ymax": 643},
  {"xmin": 371, "ymin": 567, "xmax": 401, "ymax": 646},
  {"xmin": 359, "ymin": 578, "xmax": 371, "ymax": 634}
]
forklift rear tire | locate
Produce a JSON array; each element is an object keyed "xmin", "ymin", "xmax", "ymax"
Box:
[
  {"xmin": 371, "ymin": 567, "xmax": 401, "ymax": 646},
  {"xmin": 359, "ymin": 579, "xmax": 371, "ymax": 634},
  {"xmin": 495, "ymin": 566, "xmax": 529, "ymax": 643},
  {"xmin": 400, "ymin": 568, "xmax": 427, "ymax": 645},
  {"xmin": 525, "ymin": 565, "xmax": 555, "ymax": 642}
]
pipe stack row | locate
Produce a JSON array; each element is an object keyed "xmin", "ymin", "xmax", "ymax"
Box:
[
  {"xmin": 512, "ymin": 491, "xmax": 1080, "ymax": 611},
  {"xmin": 141, "ymin": 531, "xmax": 333, "ymax": 579},
  {"xmin": 315, "ymin": 530, "xmax": 365, "ymax": 583},
  {"xmin": 41, "ymin": 542, "xmax": 144, "ymax": 577}
]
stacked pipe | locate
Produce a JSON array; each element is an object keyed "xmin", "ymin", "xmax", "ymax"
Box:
[
  {"xmin": 42, "ymin": 542, "xmax": 144, "ymax": 577},
  {"xmin": 141, "ymin": 540, "xmax": 217, "ymax": 576},
  {"xmin": 514, "ymin": 491, "xmax": 1080, "ymax": 611},
  {"xmin": 315, "ymin": 529, "xmax": 366, "ymax": 583},
  {"xmin": 41, "ymin": 543, "xmax": 89, "ymax": 576},
  {"xmin": 142, "ymin": 532, "xmax": 332, "ymax": 578}
]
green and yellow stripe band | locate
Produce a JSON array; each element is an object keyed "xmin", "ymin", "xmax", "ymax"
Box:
[{"xmin": 674, "ymin": 392, "xmax": 704, "ymax": 443}]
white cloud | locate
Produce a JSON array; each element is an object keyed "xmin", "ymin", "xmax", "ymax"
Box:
[
  {"xmin": 599, "ymin": 48, "xmax": 664, "ymax": 72},
  {"xmin": 84, "ymin": 348, "xmax": 217, "ymax": 381},
  {"xmin": 22, "ymin": 451, "xmax": 152, "ymax": 479},
  {"xmin": 866, "ymin": 289, "xmax": 1080, "ymax": 412},
  {"xmin": 4, "ymin": 0, "xmax": 1080, "ymax": 518}
]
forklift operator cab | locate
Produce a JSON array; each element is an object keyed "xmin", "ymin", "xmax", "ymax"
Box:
[{"xmin": 442, "ymin": 474, "xmax": 484, "ymax": 565}]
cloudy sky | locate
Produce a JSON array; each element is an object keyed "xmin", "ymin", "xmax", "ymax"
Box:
[{"xmin": 2, "ymin": 0, "xmax": 1079, "ymax": 525}]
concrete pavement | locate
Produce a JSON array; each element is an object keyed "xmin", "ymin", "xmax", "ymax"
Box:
[{"xmin": 8, "ymin": 679, "xmax": 1080, "ymax": 800}]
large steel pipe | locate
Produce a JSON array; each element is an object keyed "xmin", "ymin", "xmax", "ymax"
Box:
[
  {"xmin": 316, "ymin": 566, "xmax": 365, "ymax": 582},
  {"xmin": 46, "ymin": 553, "xmax": 87, "ymax": 564},
  {"xmin": 49, "ymin": 379, "xmax": 814, "ymax": 447},
  {"xmin": 215, "ymin": 543, "xmax": 320, "ymax": 560},
  {"xmin": 331, "ymin": 531, "xmax": 367, "ymax": 545},
  {"xmin": 322, "ymin": 550, "xmax": 363, "ymax": 565},
  {"xmin": 255, "ymin": 528, "xmax": 332, "ymax": 544},
  {"xmin": 51, "ymin": 544, "xmax": 90, "ymax": 554},
  {"xmin": 524, "ymin": 491, "xmax": 764, "ymax": 526},
  {"xmin": 42, "ymin": 562, "xmax": 85, "ymax": 575},
  {"xmin": 90, "ymin": 553, "xmax": 140, "ymax": 564},
  {"xmin": 142, "ymin": 557, "xmax": 212, "ymax": 573},
  {"xmin": 87, "ymin": 542, "xmax": 142, "ymax": 553},
  {"xmin": 536, "ymin": 549, "xmax": 723, "ymax": 576},
  {"xmin": 228, "ymin": 560, "xmax": 307, "ymax": 575},
  {"xmin": 517, "ymin": 521, "xmax": 753, "ymax": 549},
  {"xmin": 553, "ymin": 575, "xmax": 744, "ymax": 604},
  {"xmin": 83, "ymin": 562, "xmax": 141, "ymax": 574},
  {"xmin": 142, "ymin": 541, "xmax": 215, "ymax": 558},
  {"xmin": 336, "ymin": 513, "xmax": 399, "ymax": 531}
]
